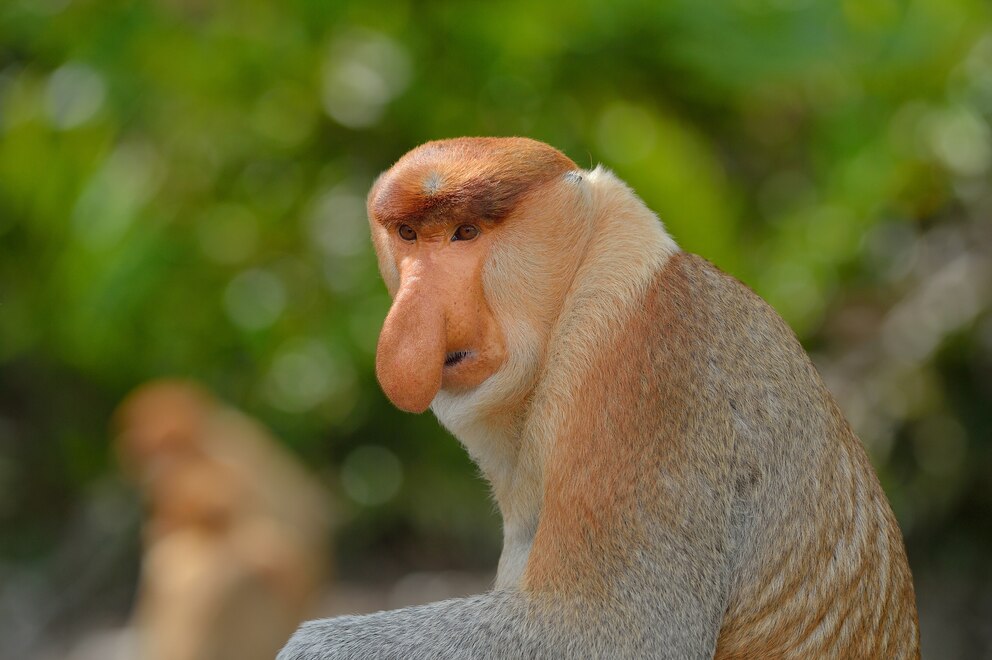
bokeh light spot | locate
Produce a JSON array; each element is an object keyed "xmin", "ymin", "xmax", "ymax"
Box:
[
  {"xmin": 305, "ymin": 184, "xmax": 369, "ymax": 258},
  {"xmin": 264, "ymin": 338, "xmax": 356, "ymax": 414},
  {"xmin": 72, "ymin": 141, "xmax": 164, "ymax": 248},
  {"xmin": 223, "ymin": 269, "xmax": 286, "ymax": 330},
  {"xmin": 927, "ymin": 106, "xmax": 991, "ymax": 177},
  {"xmin": 340, "ymin": 445, "xmax": 403, "ymax": 506},
  {"xmin": 321, "ymin": 30, "xmax": 411, "ymax": 129},
  {"xmin": 44, "ymin": 62, "xmax": 105, "ymax": 129}
]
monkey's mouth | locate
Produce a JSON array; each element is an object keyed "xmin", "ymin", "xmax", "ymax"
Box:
[{"xmin": 444, "ymin": 350, "xmax": 471, "ymax": 368}]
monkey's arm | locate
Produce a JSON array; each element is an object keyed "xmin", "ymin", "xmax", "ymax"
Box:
[
  {"xmin": 277, "ymin": 591, "xmax": 544, "ymax": 660},
  {"xmin": 278, "ymin": 519, "xmax": 730, "ymax": 660}
]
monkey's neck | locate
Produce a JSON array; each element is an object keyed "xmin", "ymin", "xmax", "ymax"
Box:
[{"xmin": 488, "ymin": 167, "xmax": 680, "ymax": 588}]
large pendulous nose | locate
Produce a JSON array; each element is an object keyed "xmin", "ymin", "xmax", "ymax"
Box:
[{"xmin": 375, "ymin": 272, "xmax": 447, "ymax": 413}]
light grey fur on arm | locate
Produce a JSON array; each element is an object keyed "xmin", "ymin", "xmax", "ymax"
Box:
[
  {"xmin": 277, "ymin": 591, "xmax": 540, "ymax": 660},
  {"xmin": 278, "ymin": 571, "xmax": 725, "ymax": 660}
]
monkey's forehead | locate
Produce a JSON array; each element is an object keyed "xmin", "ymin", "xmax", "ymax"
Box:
[{"xmin": 368, "ymin": 137, "xmax": 578, "ymax": 228}]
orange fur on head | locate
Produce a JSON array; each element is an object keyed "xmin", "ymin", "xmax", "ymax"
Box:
[{"xmin": 369, "ymin": 137, "xmax": 577, "ymax": 230}]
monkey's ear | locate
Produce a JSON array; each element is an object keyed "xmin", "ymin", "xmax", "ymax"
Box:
[{"xmin": 563, "ymin": 171, "xmax": 584, "ymax": 184}]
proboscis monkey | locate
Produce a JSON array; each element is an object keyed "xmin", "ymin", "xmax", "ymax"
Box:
[
  {"xmin": 115, "ymin": 381, "xmax": 330, "ymax": 660},
  {"xmin": 280, "ymin": 138, "xmax": 919, "ymax": 659}
]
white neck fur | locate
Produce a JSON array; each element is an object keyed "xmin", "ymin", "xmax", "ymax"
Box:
[{"xmin": 431, "ymin": 166, "xmax": 679, "ymax": 587}]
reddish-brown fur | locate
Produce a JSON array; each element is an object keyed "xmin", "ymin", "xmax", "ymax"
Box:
[
  {"xmin": 526, "ymin": 253, "xmax": 918, "ymax": 656},
  {"xmin": 526, "ymin": 253, "xmax": 728, "ymax": 600},
  {"xmin": 368, "ymin": 137, "xmax": 577, "ymax": 229}
]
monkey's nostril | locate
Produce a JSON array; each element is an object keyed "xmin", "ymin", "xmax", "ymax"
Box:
[{"xmin": 444, "ymin": 351, "xmax": 470, "ymax": 367}]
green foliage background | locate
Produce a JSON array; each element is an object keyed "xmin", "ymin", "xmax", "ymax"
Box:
[{"xmin": 1, "ymin": 0, "xmax": 991, "ymax": 655}]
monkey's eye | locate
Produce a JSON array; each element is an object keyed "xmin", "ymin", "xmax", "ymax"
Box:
[
  {"xmin": 452, "ymin": 224, "xmax": 479, "ymax": 241},
  {"xmin": 398, "ymin": 224, "xmax": 417, "ymax": 241}
]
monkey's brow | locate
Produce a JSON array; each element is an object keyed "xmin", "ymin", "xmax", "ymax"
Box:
[
  {"xmin": 422, "ymin": 171, "xmax": 444, "ymax": 195},
  {"xmin": 380, "ymin": 213, "xmax": 494, "ymax": 231},
  {"xmin": 373, "ymin": 178, "xmax": 519, "ymax": 228}
]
